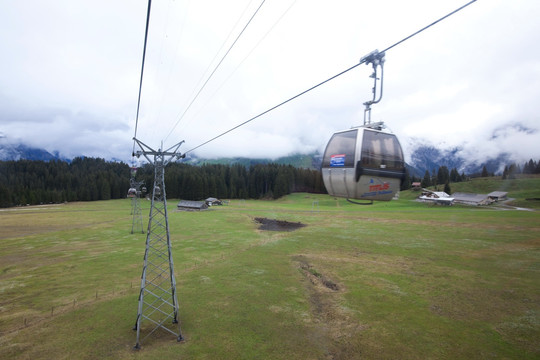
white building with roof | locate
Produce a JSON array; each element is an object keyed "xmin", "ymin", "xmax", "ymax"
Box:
[{"xmin": 418, "ymin": 189, "xmax": 454, "ymax": 205}]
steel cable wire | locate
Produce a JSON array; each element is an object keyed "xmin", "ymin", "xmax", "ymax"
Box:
[
  {"xmin": 184, "ymin": 0, "xmax": 477, "ymax": 155},
  {"xmin": 132, "ymin": 0, "xmax": 153, "ymax": 156},
  {"xmin": 164, "ymin": 0, "xmax": 267, "ymax": 143}
]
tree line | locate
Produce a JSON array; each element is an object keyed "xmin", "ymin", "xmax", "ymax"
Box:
[
  {"xmin": 407, "ymin": 166, "xmax": 466, "ymax": 195},
  {"xmin": 501, "ymin": 159, "xmax": 540, "ymax": 179},
  {"xmin": 418, "ymin": 166, "xmax": 466, "ymax": 190},
  {"xmin": 0, "ymin": 158, "xmax": 325, "ymax": 207},
  {"xmin": 135, "ymin": 162, "xmax": 325, "ymax": 201},
  {"xmin": 3, "ymin": 157, "xmax": 538, "ymax": 207},
  {"xmin": 473, "ymin": 159, "xmax": 540, "ymax": 179},
  {"xmin": 0, "ymin": 158, "xmax": 128, "ymax": 207},
  {"xmin": 414, "ymin": 158, "xmax": 540, "ymax": 194}
]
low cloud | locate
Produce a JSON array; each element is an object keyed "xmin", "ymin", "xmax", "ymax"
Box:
[{"xmin": 1, "ymin": 0, "xmax": 540, "ymax": 165}]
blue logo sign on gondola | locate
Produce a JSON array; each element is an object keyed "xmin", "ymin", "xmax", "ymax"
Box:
[{"xmin": 330, "ymin": 154, "xmax": 345, "ymax": 167}]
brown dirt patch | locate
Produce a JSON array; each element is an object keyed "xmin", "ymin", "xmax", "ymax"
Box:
[
  {"xmin": 294, "ymin": 254, "xmax": 367, "ymax": 359},
  {"xmin": 254, "ymin": 217, "xmax": 306, "ymax": 232},
  {"xmin": 298, "ymin": 259, "xmax": 340, "ymax": 292}
]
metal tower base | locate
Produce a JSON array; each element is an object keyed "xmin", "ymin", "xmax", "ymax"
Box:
[{"xmin": 132, "ymin": 138, "xmax": 185, "ymax": 348}]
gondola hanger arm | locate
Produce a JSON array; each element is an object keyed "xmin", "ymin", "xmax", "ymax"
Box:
[{"xmin": 360, "ymin": 50, "xmax": 386, "ymax": 125}]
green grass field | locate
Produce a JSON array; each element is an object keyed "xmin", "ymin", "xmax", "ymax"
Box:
[{"xmin": 1, "ymin": 179, "xmax": 539, "ymax": 359}]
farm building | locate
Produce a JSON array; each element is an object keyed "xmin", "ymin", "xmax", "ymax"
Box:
[
  {"xmin": 452, "ymin": 192, "xmax": 492, "ymax": 206},
  {"xmin": 411, "ymin": 182, "xmax": 422, "ymax": 190},
  {"xmin": 488, "ymin": 191, "xmax": 508, "ymax": 202},
  {"xmin": 177, "ymin": 200, "xmax": 208, "ymax": 211},
  {"xmin": 205, "ymin": 197, "xmax": 223, "ymax": 206}
]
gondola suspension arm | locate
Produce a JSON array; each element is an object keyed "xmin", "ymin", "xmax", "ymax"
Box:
[{"xmin": 360, "ymin": 50, "xmax": 386, "ymax": 125}]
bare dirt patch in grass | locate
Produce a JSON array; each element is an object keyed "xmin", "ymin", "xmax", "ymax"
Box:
[
  {"xmin": 297, "ymin": 257, "xmax": 340, "ymax": 292},
  {"xmin": 294, "ymin": 254, "xmax": 366, "ymax": 359},
  {"xmin": 254, "ymin": 217, "xmax": 306, "ymax": 232}
]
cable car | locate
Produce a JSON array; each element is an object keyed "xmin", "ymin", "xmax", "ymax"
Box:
[
  {"xmin": 127, "ymin": 188, "xmax": 137, "ymax": 198},
  {"xmin": 321, "ymin": 50, "xmax": 405, "ymax": 203},
  {"xmin": 321, "ymin": 122, "xmax": 405, "ymax": 203}
]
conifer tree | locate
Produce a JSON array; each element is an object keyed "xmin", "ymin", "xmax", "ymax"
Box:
[
  {"xmin": 400, "ymin": 168, "xmax": 411, "ymax": 190},
  {"xmin": 421, "ymin": 170, "xmax": 431, "ymax": 188},
  {"xmin": 444, "ymin": 181, "xmax": 451, "ymax": 195},
  {"xmin": 437, "ymin": 166, "xmax": 450, "ymax": 185}
]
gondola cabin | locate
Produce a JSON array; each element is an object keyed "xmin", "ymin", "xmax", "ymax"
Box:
[
  {"xmin": 322, "ymin": 124, "xmax": 405, "ymax": 202},
  {"xmin": 127, "ymin": 188, "xmax": 137, "ymax": 198}
]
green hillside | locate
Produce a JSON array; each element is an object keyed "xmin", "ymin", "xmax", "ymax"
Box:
[{"xmin": 402, "ymin": 175, "xmax": 540, "ymax": 208}]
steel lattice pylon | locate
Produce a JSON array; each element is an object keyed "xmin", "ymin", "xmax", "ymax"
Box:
[
  {"xmin": 131, "ymin": 193, "xmax": 144, "ymax": 234},
  {"xmin": 132, "ymin": 138, "xmax": 185, "ymax": 349},
  {"xmin": 129, "ymin": 175, "xmax": 145, "ymax": 234}
]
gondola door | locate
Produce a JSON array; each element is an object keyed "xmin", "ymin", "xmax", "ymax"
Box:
[{"xmin": 355, "ymin": 128, "xmax": 404, "ymax": 201}]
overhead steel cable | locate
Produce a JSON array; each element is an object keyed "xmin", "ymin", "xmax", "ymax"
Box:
[
  {"xmin": 166, "ymin": 0, "xmax": 256, "ymax": 138},
  {"xmin": 183, "ymin": 0, "xmax": 477, "ymax": 156},
  {"xmin": 382, "ymin": 0, "xmax": 478, "ymax": 54},
  {"xmin": 153, "ymin": 0, "xmax": 186, "ymax": 124},
  {"xmin": 184, "ymin": 62, "xmax": 362, "ymax": 155},
  {"xmin": 132, "ymin": 0, "xmax": 153, "ymax": 157},
  {"xmin": 185, "ymin": 0, "xmax": 297, "ymax": 130},
  {"xmin": 164, "ymin": 0, "xmax": 267, "ymax": 143},
  {"xmin": 185, "ymin": 0, "xmax": 256, "ymax": 108}
]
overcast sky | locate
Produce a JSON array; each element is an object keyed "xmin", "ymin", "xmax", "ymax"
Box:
[{"xmin": 1, "ymin": 0, "xmax": 539, "ymax": 166}]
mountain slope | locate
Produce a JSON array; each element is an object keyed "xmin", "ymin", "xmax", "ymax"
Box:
[
  {"xmin": 407, "ymin": 144, "xmax": 513, "ymax": 177},
  {"xmin": 1, "ymin": 140, "xmax": 531, "ymax": 177},
  {"xmin": 0, "ymin": 143, "xmax": 59, "ymax": 161}
]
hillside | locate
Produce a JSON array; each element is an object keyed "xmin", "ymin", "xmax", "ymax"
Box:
[
  {"xmin": 403, "ymin": 175, "xmax": 540, "ymax": 209},
  {"xmin": 0, "ymin": 142, "xmax": 60, "ymax": 161},
  {"xmin": 406, "ymin": 144, "xmax": 514, "ymax": 177}
]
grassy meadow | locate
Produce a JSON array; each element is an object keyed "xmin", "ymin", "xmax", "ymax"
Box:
[{"xmin": 0, "ymin": 179, "xmax": 539, "ymax": 359}]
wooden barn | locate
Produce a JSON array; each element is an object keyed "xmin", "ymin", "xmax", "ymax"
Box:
[
  {"xmin": 177, "ymin": 200, "xmax": 208, "ymax": 211},
  {"xmin": 488, "ymin": 191, "xmax": 508, "ymax": 202},
  {"xmin": 452, "ymin": 192, "xmax": 492, "ymax": 206}
]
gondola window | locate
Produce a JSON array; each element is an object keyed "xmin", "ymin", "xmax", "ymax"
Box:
[
  {"xmin": 361, "ymin": 130, "xmax": 404, "ymax": 170},
  {"xmin": 322, "ymin": 130, "xmax": 357, "ymax": 168}
]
